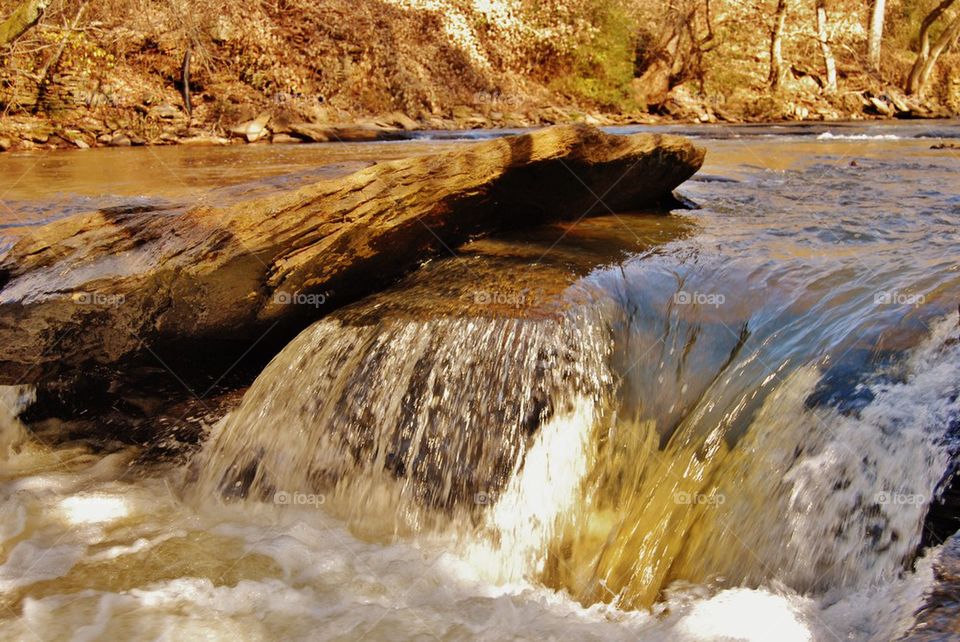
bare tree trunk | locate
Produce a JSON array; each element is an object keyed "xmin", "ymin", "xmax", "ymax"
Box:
[
  {"xmin": 0, "ymin": 0, "xmax": 50, "ymax": 45},
  {"xmin": 816, "ymin": 0, "xmax": 837, "ymax": 92},
  {"xmin": 916, "ymin": 14, "xmax": 960, "ymax": 95},
  {"xmin": 906, "ymin": 0, "xmax": 956, "ymax": 94},
  {"xmin": 867, "ymin": 0, "xmax": 886, "ymax": 72},
  {"xmin": 769, "ymin": 0, "xmax": 788, "ymax": 88}
]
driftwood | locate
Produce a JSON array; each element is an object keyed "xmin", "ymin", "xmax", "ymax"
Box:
[{"xmin": 0, "ymin": 125, "xmax": 704, "ymax": 384}]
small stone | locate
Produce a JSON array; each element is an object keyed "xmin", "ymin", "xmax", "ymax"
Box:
[
  {"xmin": 0, "ymin": 138, "xmax": 11, "ymax": 152},
  {"xmin": 374, "ymin": 111, "xmax": 419, "ymax": 130},
  {"xmin": 179, "ymin": 135, "xmax": 231, "ymax": 146},
  {"xmin": 796, "ymin": 75, "xmax": 820, "ymax": 94},
  {"xmin": 868, "ymin": 96, "xmax": 894, "ymax": 117},
  {"xmin": 229, "ymin": 113, "xmax": 271, "ymax": 142},
  {"xmin": 149, "ymin": 104, "xmax": 182, "ymax": 120},
  {"xmin": 109, "ymin": 135, "xmax": 132, "ymax": 147},
  {"xmin": 211, "ymin": 16, "xmax": 234, "ymax": 43},
  {"xmin": 271, "ymin": 133, "xmax": 301, "ymax": 144},
  {"xmin": 394, "ymin": 112, "xmax": 419, "ymax": 130},
  {"xmin": 79, "ymin": 117, "xmax": 107, "ymax": 133}
]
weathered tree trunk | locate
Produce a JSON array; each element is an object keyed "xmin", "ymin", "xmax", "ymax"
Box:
[
  {"xmin": 631, "ymin": 0, "xmax": 716, "ymax": 107},
  {"xmin": 769, "ymin": 0, "xmax": 789, "ymax": 88},
  {"xmin": 867, "ymin": 0, "xmax": 886, "ymax": 72},
  {"xmin": 0, "ymin": 0, "xmax": 49, "ymax": 45},
  {"xmin": 816, "ymin": 0, "xmax": 838, "ymax": 92},
  {"xmin": 906, "ymin": 0, "xmax": 956, "ymax": 94},
  {"xmin": 634, "ymin": 31, "xmax": 682, "ymax": 108},
  {"xmin": 915, "ymin": 14, "xmax": 960, "ymax": 95},
  {"xmin": 0, "ymin": 126, "xmax": 705, "ymax": 384}
]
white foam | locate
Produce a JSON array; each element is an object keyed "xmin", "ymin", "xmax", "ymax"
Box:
[
  {"xmin": 0, "ymin": 540, "xmax": 83, "ymax": 592},
  {"xmin": 816, "ymin": 132, "xmax": 902, "ymax": 140},
  {"xmin": 0, "ymin": 324, "xmax": 955, "ymax": 641},
  {"xmin": 466, "ymin": 396, "xmax": 596, "ymax": 583}
]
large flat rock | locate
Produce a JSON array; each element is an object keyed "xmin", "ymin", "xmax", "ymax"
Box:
[{"xmin": 0, "ymin": 124, "xmax": 704, "ymax": 384}]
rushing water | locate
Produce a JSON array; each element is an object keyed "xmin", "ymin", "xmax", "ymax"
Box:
[{"xmin": 1, "ymin": 122, "xmax": 959, "ymax": 641}]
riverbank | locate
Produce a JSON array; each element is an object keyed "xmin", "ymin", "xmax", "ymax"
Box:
[
  {"xmin": 1, "ymin": 97, "xmax": 955, "ymax": 153},
  {"xmin": 3, "ymin": 0, "xmax": 958, "ymax": 153}
]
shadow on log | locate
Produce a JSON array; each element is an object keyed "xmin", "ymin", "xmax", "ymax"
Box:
[{"xmin": 0, "ymin": 124, "xmax": 704, "ymax": 385}]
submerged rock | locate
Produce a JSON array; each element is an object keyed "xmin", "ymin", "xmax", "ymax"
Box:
[
  {"xmin": 905, "ymin": 534, "xmax": 960, "ymax": 640},
  {"xmin": 0, "ymin": 124, "xmax": 704, "ymax": 384}
]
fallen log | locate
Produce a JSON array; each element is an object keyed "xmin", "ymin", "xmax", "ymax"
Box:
[{"xmin": 0, "ymin": 124, "xmax": 704, "ymax": 384}]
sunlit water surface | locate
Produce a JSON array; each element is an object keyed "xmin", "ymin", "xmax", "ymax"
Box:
[{"xmin": 1, "ymin": 122, "xmax": 959, "ymax": 641}]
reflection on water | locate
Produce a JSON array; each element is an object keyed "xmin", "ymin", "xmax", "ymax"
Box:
[{"xmin": 0, "ymin": 122, "xmax": 959, "ymax": 641}]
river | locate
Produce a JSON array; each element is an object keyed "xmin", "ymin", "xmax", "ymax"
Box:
[{"xmin": 1, "ymin": 121, "xmax": 958, "ymax": 641}]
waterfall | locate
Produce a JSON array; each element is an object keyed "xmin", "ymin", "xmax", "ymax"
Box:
[{"xmin": 194, "ymin": 267, "xmax": 960, "ymax": 612}]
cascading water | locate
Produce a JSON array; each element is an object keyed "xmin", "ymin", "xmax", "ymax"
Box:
[
  {"xmin": 194, "ymin": 257, "xmax": 960, "ymax": 618},
  {"xmin": 194, "ymin": 308, "xmax": 614, "ymax": 534},
  {"xmin": 2, "ymin": 125, "xmax": 959, "ymax": 641}
]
